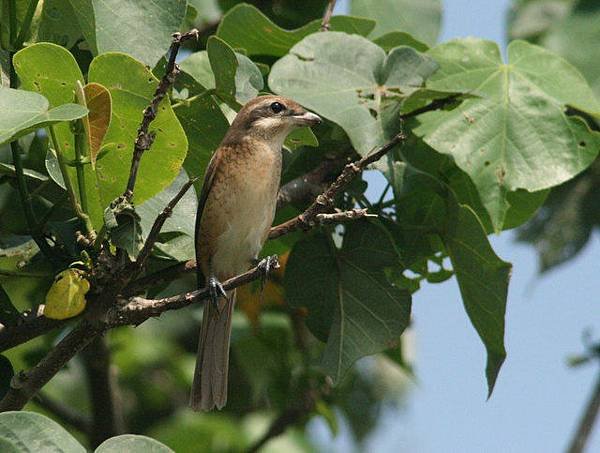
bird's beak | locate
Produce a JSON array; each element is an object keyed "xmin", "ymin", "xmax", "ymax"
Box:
[{"xmin": 291, "ymin": 111, "xmax": 322, "ymax": 127}]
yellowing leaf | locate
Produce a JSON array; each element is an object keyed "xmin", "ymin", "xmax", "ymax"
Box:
[
  {"xmin": 44, "ymin": 269, "xmax": 90, "ymax": 320},
  {"xmin": 83, "ymin": 82, "xmax": 112, "ymax": 168}
]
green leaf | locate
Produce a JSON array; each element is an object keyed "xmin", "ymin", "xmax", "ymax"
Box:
[
  {"xmin": 0, "ymin": 162, "xmax": 48, "ymax": 181},
  {"xmin": 13, "ymin": 42, "xmax": 104, "ymax": 227},
  {"xmin": 30, "ymin": 0, "xmax": 83, "ymax": 49},
  {"xmin": 373, "ymin": 31, "xmax": 430, "ymax": 53},
  {"xmin": 88, "ymin": 53, "xmax": 188, "ymax": 206},
  {"xmin": 414, "ymin": 38, "xmax": 600, "ymax": 231},
  {"xmin": 507, "ymin": 0, "xmax": 570, "ymax": 41},
  {"xmin": 207, "ymin": 36, "xmax": 263, "ymax": 104},
  {"xmin": 269, "ymin": 32, "xmax": 438, "ymax": 155},
  {"xmin": 218, "ymin": 0, "xmax": 329, "ymax": 29},
  {"xmin": 0, "ymin": 411, "xmax": 85, "ymax": 452},
  {"xmin": 67, "ymin": 0, "xmax": 187, "ymax": 68},
  {"xmin": 351, "ymin": 0, "xmax": 442, "ymax": 45},
  {"xmin": 180, "ymin": 51, "xmax": 215, "ymax": 92},
  {"xmin": 443, "ymin": 204, "xmax": 511, "ymax": 397},
  {"xmin": 285, "ymin": 222, "xmax": 412, "ymax": 383},
  {"xmin": 174, "ymin": 93, "xmax": 229, "ymax": 193},
  {"xmin": 0, "ymin": 88, "xmax": 87, "ymax": 145},
  {"xmin": 137, "ymin": 170, "xmax": 197, "ymax": 240},
  {"xmin": 105, "ymin": 201, "xmax": 144, "ymax": 261},
  {"xmin": 95, "ymin": 434, "xmax": 173, "ymax": 453},
  {"xmin": 216, "ymin": 4, "xmax": 376, "ymax": 57}
]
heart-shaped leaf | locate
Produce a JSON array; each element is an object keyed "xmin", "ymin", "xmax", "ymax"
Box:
[
  {"xmin": 269, "ymin": 32, "xmax": 438, "ymax": 155},
  {"xmin": 414, "ymin": 38, "xmax": 600, "ymax": 231},
  {"xmin": 285, "ymin": 222, "xmax": 412, "ymax": 383}
]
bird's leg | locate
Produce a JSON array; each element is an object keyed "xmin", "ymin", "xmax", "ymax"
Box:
[
  {"xmin": 252, "ymin": 255, "xmax": 279, "ymax": 289},
  {"xmin": 208, "ymin": 275, "xmax": 228, "ymax": 313}
]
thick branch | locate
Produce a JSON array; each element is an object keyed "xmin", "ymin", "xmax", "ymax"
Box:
[
  {"xmin": 123, "ymin": 29, "xmax": 199, "ymax": 200},
  {"xmin": 0, "ymin": 321, "xmax": 106, "ymax": 411},
  {"xmin": 81, "ymin": 336, "xmax": 124, "ymax": 448}
]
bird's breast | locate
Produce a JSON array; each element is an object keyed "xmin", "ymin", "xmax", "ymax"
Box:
[{"xmin": 199, "ymin": 142, "xmax": 282, "ymax": 279}]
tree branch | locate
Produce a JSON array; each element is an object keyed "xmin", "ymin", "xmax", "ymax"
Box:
[
  {"xmin": 567, "ymin": 369, "xmax": 600, "ymax": 453},
  {"xmin": 0, "ymin": 321, "xmax": 106, "ymax": 411},
  {"xmin": 320, "ymin": 0, "xmax": 337, "ymax": 31},
  {"xmin": 81, "ymin": 336, "xmax": 124, "ymax": 448},
  {"xmin": 123, "ymin": 29, "xmax": 199, "ymax": 201},
  {"xmin": 269, "ymin": 132, "xmax": 405, "ymax": 239}
]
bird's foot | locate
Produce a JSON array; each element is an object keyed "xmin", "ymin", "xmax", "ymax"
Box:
[
  {"xmin": 208, "ymin": 276, "xmax": 228, "ymax": 313},
  {"xmin": 255, "ymin": 255, "xmax": 279, "ymax": 277}
]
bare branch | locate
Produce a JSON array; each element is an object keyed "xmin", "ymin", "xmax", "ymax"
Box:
[
  {"xmin": 134, "ymin": 177, "xmax": 198, "ymax": 269},
  {"xmin": 320, "ymin": 0, "xmax": 337, "ymax": 31},
  {"xmin": 123, "ymin": 29, "xmax": 199, "ymax": 201},
  {"xmin": 270, "ymin": 133, "xmax": 405, "ymax": 239},
  {"xmin": 567, "ymin": 369, "xmax": 600, "ymax": 453}
]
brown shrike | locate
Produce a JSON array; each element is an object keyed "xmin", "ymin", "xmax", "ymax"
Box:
[{"xmin": 191, "ymin": 95, "xmax": 321, "ymax": 411}]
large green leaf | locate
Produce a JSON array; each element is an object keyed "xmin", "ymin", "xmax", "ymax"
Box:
[
  {"xmin": 14, "ymin": 42, "xmax": 104, "ymax": 227},
  {"xmin": 443, "ymin": 204, "xmax": 511, "ymax": 396},
  {"xmin": 285, "ymin": 222, "xmax": 412, "ymax": 383},
  {"xmin": 174, "ymin": 93, "xmax": 229, "ymax": 193},
  {"xmin": 207, "ymin": 36, "xmax": 263, "ymax": 104},
  {"xmin": 0, "ymin": 88, "xmax": 87, "ymax": 145},
  {"xmin": 216, "ymin": 4, "xmax": 375, "ymax": 57},
  {"xmin": 88, "ymin": 53, "xmax": 188, "ymax": 206},
  {"xmin": 67, "ymin": 0, "xmax": 187, "ymax": 67},
  {"xmin": 269, "ymin": 32, "xmax": 438, "ymax": 155},
  {"xmin": 30, "ymin": 0, "xmax": 83, "ymax": 48},
  {"xmin": 0, "ymin": 411, "xmax": 85, "ymax": 452},
  {"xmin": 95, "ymin": 434, "xmax": 173, "ymax": 453},
  {"xmin": 414, "ymin": 38, "xmax": 600, "ymax": 231},
  {"xmin": 351, "ymin": 0, "xmax": 442, "ymax": 45}
]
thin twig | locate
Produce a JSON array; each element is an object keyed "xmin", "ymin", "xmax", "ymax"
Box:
[
  {"xmin": 269, "ymin": 133, "xmax": 406, "ymax": 239},
  {"xmin": 320, "ymin": 0, "xmax": 337, "ymax": 31},
  {"xmin": 567, "ymin": 369, "xmax": 600, "ymax": 453},
  {"xmin": 123, "ymin": 29, "xmax": 199, "ymax": 201},
  {"xmin": 134, "ymin": 177, "xmax": 197, "ymax": 269}
]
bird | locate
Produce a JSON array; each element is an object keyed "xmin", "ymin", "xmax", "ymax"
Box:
[{"xmin": 191, "ymin": 95, "xmax": 321, "ymax": 411}]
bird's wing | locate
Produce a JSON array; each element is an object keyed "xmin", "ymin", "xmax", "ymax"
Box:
[{"xmin": 194, "ymin": 146, "xmax": 225, "ymax": 288}]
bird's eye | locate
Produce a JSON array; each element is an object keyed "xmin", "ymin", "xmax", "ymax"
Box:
[{"xmin": 270, "ymin": 102, "xmax": 286, "ymax": 114}]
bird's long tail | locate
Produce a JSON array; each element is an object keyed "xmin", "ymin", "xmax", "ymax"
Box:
[{"xmin": 190, "ymin": 289, "xmax": 235, "ymax": 411}]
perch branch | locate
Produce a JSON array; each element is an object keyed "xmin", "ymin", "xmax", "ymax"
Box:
[
  {"xmin": 320, "ymin": 0, "xmax": 337, "ymax": 31},
  {"xmin": 567, "ymin": 369, "xmax": 600, "ymax": 453},
  {"xmin": 123, "ymin": 29, "xmax": 199, "ymax": 201},
  {"xmin": 269, "ymin": 132, "xmax": 405, "ymax": 239}
]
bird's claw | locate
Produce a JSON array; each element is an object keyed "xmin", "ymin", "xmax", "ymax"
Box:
[
  {"xmin": 208, "ymin": 276, "xmax": 228, "ymax": 312},
  {"xmin": 256, "ymin": 255, "xmax": 279, "ymax": 278}
]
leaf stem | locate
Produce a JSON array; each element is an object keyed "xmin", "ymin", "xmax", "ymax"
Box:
[
  {"xmin": 14, "ymin": 0, "xmax": 40, "ymax": 49},
  {"xmin": 8, "ymin": 0, "xmax": 17, "ymax": 49},
  {"xmin": 73, "ymin": 120, "xmax": 89, "ymax": 214},
  {"xmin": 48, "ymin": 125, "xmax": 94, "ymax": 236}
]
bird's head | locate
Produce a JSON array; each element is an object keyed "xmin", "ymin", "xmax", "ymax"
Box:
[{"xmin": 223, "ymin": 95, "xmax": 321, "ymax": 146}]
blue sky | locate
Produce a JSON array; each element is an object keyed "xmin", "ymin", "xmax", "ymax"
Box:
[{"xmin": 310, "ymin": 1, "xmax": 600, "ymax": 452}]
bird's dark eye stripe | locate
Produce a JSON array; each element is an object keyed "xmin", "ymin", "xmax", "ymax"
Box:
[{"xmin": 270, "ymin": 102, "xmax": 286, "ymax": 113}]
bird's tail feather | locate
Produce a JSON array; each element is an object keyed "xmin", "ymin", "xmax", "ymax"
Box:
[{"xmin": 190, "ymin": 289, "xmax": 235, "ymax": 411}]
